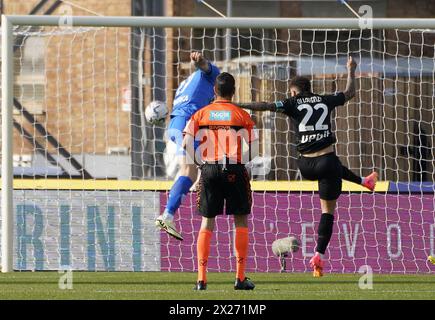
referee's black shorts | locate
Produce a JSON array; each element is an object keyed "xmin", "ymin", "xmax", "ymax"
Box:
[
  {"xmin": 297, "ymin": 153, "xmax": 342, "ymax": 201},
  {"xmin": 197, "ymin": 164, "xmax": 252, "ymax": 218}
]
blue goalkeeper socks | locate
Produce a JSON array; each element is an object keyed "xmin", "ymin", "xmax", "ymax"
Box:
[{"xmin": 165, "ymin": 176, "xmax": 193, "ymax": 217}]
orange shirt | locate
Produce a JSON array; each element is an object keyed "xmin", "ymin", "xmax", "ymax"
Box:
[{"xmin": 184, "ymin": 100, "xmax": 257, "ymax": 163}]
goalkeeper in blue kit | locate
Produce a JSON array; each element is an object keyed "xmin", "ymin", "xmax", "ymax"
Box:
[{"xmin": 155, "ymin": 52, "xmax": 220, "ymax": 241}]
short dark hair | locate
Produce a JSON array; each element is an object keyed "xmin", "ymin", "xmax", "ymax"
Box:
[
  {"xmin": 215, "ymin": 72, "xmax": 235, "ymax": 98},
  {"xmin": 289, "ymin": 76, "xmax": 311, "ymax": 93}
]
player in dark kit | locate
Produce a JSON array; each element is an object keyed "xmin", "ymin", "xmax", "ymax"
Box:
[
  {"xmin": 183, "ymin": 72, "xmax": 258, "ymax": 290},
  {"xmin": 236, "ymin": 56, "xmax": 377, "ymax": 277}
]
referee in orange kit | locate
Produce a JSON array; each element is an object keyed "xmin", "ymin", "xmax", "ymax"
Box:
[{"xmin": 183, "ymin": 72, "xmax": 259, "ymax": 290}]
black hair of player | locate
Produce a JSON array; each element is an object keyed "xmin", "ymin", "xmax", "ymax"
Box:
[
  {"xmin": 290, "ymin": 76, "xmax": 312, "ymax": 94},
  {"xmin": 215, "ymin": 72, "xmax": 236, "ymax": 99}
]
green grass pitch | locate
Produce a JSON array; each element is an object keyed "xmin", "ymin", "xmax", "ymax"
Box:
[{"xmin": 0, "ymin": 272, "xmax": 434, "ymax": 300}]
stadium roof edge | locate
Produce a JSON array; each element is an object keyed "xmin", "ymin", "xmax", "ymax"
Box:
[
  {"xmin": 0, "ymin": 179, "xmax": 391, "ymax": 192},
  {"xmin": 4, "ymin": 15, "xmax": 435, "ymax": 29}
]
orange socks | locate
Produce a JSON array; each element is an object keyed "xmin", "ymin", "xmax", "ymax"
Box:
[
  {"xmin": 197, "ymin": 229, "xmax": 212, "ymax": 283},
  {"xmin": 235, "ymin": 227, "xmax": 249, "ymax": 281},
  {"xmin": 197, "ymin": 227, "xmax": 249, "ymax": 283}
]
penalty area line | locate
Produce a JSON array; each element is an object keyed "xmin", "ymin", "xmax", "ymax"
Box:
[{"xmin": 93, "ymin": 289, "xmax": 435, "ymax": 294}]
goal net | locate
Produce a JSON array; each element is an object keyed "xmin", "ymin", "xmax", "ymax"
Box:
[{"xmin": 1, "ymin": 17, "xmax": 434, "ymax": 273}]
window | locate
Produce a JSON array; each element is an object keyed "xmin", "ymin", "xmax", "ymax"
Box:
[{"xmin": 14, "ymin": 37, "xmax": 46, "ymax": 114}]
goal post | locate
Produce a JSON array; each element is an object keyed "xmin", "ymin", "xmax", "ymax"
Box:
[{"xmin": 2, "ymin": 15, "xmax": 435, "ymax": 273}]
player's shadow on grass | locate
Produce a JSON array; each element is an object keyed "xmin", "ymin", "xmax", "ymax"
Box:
[{"xmin": 254, "ymin": 280, "xmax": 435, "ymax": 285}]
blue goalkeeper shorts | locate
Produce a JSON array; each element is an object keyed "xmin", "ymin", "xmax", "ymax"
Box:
[{"xmin": 168, "ymin": 115, "xmax": 199, "ymax": 155}]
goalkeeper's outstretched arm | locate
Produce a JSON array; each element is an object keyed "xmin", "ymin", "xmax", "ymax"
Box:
[
  {"xmin": 343, "ymin": 56, "xmax": 357, "ymax": 102},
  {"xmin": 191, "ymin": 51, "xmax": 210, "ymax": 73}
]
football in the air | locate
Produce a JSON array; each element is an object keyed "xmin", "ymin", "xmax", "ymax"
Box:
[
  {"xmin": 272, "ymin": 236, "xmax": 300, "ymax": 256},
  {"xmin": 145, "ymin": 100, "xmax": 168, "ymax": 124}
]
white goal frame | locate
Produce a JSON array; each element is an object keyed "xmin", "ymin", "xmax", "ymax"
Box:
[{"xmin": 2, "ymin": 15, "xmax": 435, "ymax": 272}]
